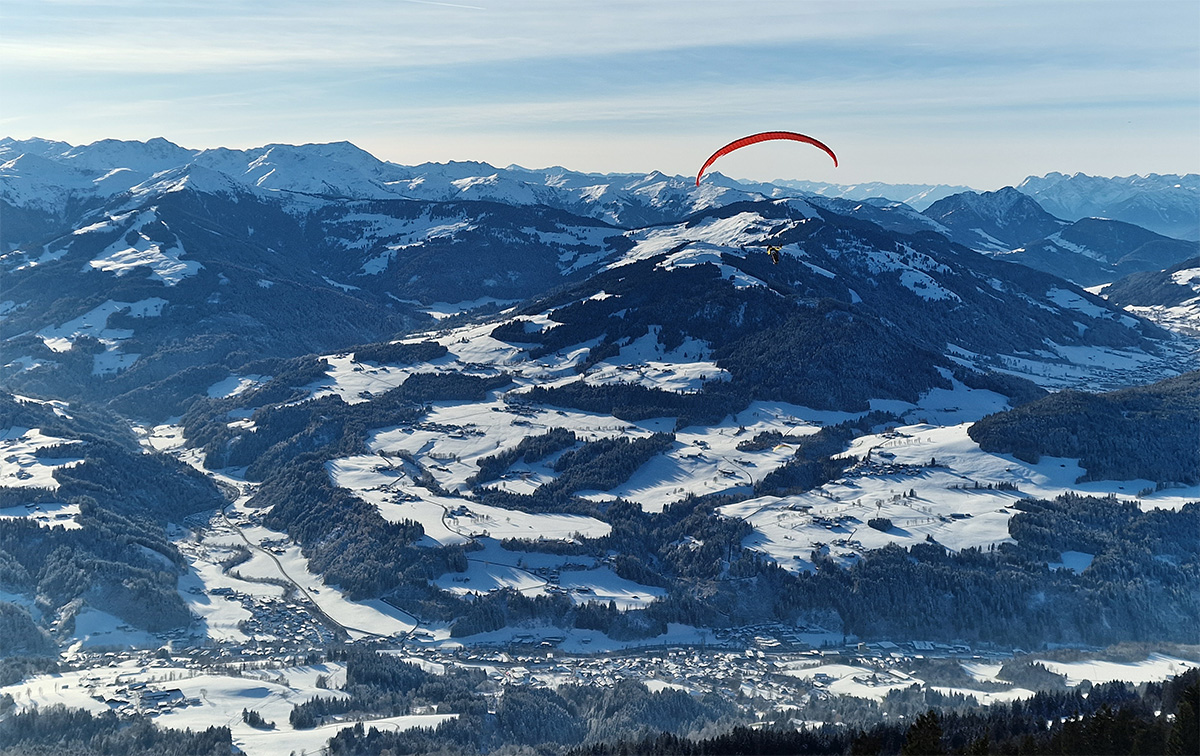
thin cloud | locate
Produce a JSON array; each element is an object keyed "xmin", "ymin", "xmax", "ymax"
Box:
[{"xmin": 3, "ymin": 0, "xmax": 1196, "ymax": 185}]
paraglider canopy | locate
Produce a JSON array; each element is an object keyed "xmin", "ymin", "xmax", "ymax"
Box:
[{"xmin": 696, "ymin": 131, "xmax": 838, "ymax": 186}]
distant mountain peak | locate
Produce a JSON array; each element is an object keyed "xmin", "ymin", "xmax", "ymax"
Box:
[{"xmin": 922, "ymin": 187, "xmax": 1064, "ymax": 251}]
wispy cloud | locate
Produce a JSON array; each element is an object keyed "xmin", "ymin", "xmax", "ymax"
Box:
[
  {"xmin": 8, "ymin": 1, "xmax": 1194, "ymax": 73},
  {"xmin": 3, "ymin": 0, "xmax": 1197, "ymax": 184}
]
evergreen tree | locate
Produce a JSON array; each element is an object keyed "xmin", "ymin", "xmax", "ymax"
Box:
[
  {"xmin": 901, "ymin": 710, "xmax": 946, "ymax": 755},
  {"xmin": 1167, "ymin": 680, "xmax": 1200, "ymax": 756}
]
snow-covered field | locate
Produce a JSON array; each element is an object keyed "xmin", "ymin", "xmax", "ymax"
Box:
[
  {"xmin": 1035, "ymin": 653, "xmax": 1199, "ymax": 687},
  {"xmin": 84, "ymin": 209, "xmax": 200, "ymax": 285},
  {"xmin": 32, "ymin": 296, "xmax": 168, "ymax": 375},
  {"xmin": 0, "ymin": 659, "xmax": 452, "ymax": 756},
  {"xmin": 0, "ymin": 497, "xmax": 81, "ymax": 530},
  {"xmin": 779, "ymin": 661, "xmax": 930, "ymax": 702},
  {"xmin": 0, "ymin": 426, "xmax": 83, "ymax": 498},
  {"xmin": 328, "ymin": 453, "xmax": 612, "ymax": 545},
  {"xmin": 299, "ymin": 313, "xmax": 1198, "ymax": 593},
  {"xmin": 424, "ymin": 538, "xmax": 666, "ymax": 611},
  {"xmin": 721, "ymin": 418, "xmax": 1198, "ymax": 572}
]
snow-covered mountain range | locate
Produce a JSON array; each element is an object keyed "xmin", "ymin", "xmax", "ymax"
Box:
[
  {"xmin": 922, "ymin": 187, "xmax": 1198, "ymax": 286},
  {"xmin": 2, "ymin": 137, "xmax": 1192, "ymax": 419},
  {"xmin": 0, "ymin": 137, "xmax": 781, "ymax": 235},
  {"xmin": 773, "ymin": 172, "xmax": 1200, "ymax": 243},
  {"xmin": 766, "ymin": 178, "xmax": 973, "ymax": 211},
  {"xmin": 1018, "ymin": 171, "xmax": 1200, "ymax": 241}
]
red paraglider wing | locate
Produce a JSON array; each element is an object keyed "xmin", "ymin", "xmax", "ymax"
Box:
[{"xmin": 696, "ymin": 131, "xmax": 838, "ymax": 186}]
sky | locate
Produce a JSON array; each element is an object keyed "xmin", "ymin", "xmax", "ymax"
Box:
[{"xmin": 2, "ymin": 0, "xmax": 1198, "ymax": 189}]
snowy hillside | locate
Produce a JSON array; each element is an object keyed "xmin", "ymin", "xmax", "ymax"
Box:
[
  {"xmin": 1003, "ymin": 219, "xmax": 1198, "ymax": 287},
  {"xmin": 1100, "ymin": 260, "xmax": 1200, "ymax": 337}
]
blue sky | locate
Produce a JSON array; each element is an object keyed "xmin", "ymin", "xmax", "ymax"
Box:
[{"xmin": 2, "ymin": 0, "xmax": 1198, "ymax": 187}]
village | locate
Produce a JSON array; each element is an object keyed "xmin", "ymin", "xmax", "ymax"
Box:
[{"xmin": 23, "ymin": 624, "xmax": 1026, "ymax": 721}]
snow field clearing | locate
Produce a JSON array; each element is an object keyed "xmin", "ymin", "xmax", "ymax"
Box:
[
  {"xmin": 9, "ymin": 393, "xmax": 72, "ymax": 418},
  {"xmin": 425, "ymin": 539, "xmax": 664, "ymax": 611},
  {"xmin": 307, "ymin": 354, "xmax": 427, "ymax": 405},
  {"xmin": 1034, "ymin": 654, "xmax": 1199, "ymax": 687},
  {"xmin": 433, "ymin": 560, "xmax": 547, "ymax": 597},
  {"xmin": 0, "ymin": 427, "xmax": 84, "ymax": 494},
  {"xmin": 615, "ymin": 212, "xmax": 782, "ymax": 269},
  {"xmin": 0, "ymin": 660, "xmax": 447, "ymax": 756},
  {"xmin": 66, "ymin": 608, "xmax": 162, "ymax": 650},
  {"xmin": 0, "ymin": 498, "xmax": 81, "ymax": 530},
  {"xmin": 421, "ymin": 296, "xmax": 520, "ymax": 319},
  {"xmin": 583, "ymin": 327, "xmax": 730, "ymax": 393},
  {"xmin": 206, "ymin": 374, "xmax": 268, "ymax": 399},
  {"xmin": 601, "ymin": 412, "xmax": 805, "ymax": 513},
  {"xmin": 779, "ymin": 663, "xmax": 918, "ymax": 702},
  {"xmin": 328, "ymin": 454, "xmax": 611, "ymax": 545},
  {"xmin": 556, "ymin": 567, "xmax": 665, "ymax": 610},
  {"xmin": 722, "ymin": 420, "xmax": 1199, "ymax": 572},
  {"xmin": 232, "ymin": 713, "xmax": 456, "ymax": 756},
  {"xmin": 85, "ymin": 209, "xmax": 199, "ymax": 285},
  {"xmin": 961, "ymin": 661, "xmax": 1004, "ymax": 683},
  {"xmin": 35, "ymin": 296, "xmax": 167, "ymax": 352},
  {"xmin": 430, "ymin": 547, "xmax": 665, "ymax": 611},
  {"xmin": 34, "ymin": 296, "xmax": 167, "ymax": 375},
  {"xmin": 777, "ymin": 658, "xmax": 1043, "ymax": 706},
  {"xmin": 654, "ymin": 242, "xmax": 769, "ymax": 290},
  {"xmin": 837, "ymin": 421, "xmax": 1199, "ymax": 509},
  {"xmin": 136, "ymin": 421, "xmax": 186, "ymax": 451}
]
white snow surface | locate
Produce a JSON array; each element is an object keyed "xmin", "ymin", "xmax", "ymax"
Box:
[
  {"xmin": 35, "ymin": 297, "xmax": 166, "ymax": 374},
  {"xmin": 1046, "ymin": 287, "xmax": 1116, "ymax": 320},
  {"xmin": 721, "ymin": 409, "xmax": 1199, "ymax": 572},
  {"xmin": 0, "ymin": 659, "xmax": 452, "ymax": 756},
  {"xmin": 85, "ymin": 209, "xmax": 200, "ymax": 285},
  {"xmin": 206, "ymin": 374, "xmax": 268, "ymax": 399},
  {"xmin": 0, "ymin": 427, "xmax": 84, "ymax": 493},
  {"xmin": 1171, "ymin": 267, "xmax": 1200, "ymax": 288},
  {"xmin": 1035, "ymin": 654, "xmax": 1199, "ymax": 687},
  {"xmin": 37, "ymin": 298, "xmax": 164, "ymax": 352},
  {"xmin": 0, "ymin": 498, "xmax": 81, "ymax": 530}
]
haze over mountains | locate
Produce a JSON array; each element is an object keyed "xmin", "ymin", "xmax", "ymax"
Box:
[{"xmin": 0, "ymin": 137, "xmax": 1197, "ymax": 755}]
